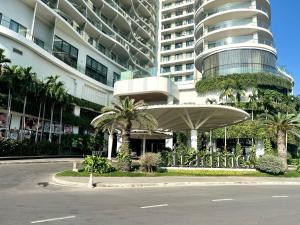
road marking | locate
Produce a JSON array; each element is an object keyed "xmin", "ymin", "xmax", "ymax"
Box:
[
  {"xmin": 272, "ymin": 196, "xmax": 289, "ymax": 198},
  {"xmin": 30, "ymin": 215, "xmax": 76, "ymax": 224},
  {"xmin": 212, "ymin": 199, "xmax": 234, "ymax": 202},
  {"xmin": 140, "ymin": 204, "xmax": 169, "ymax": 209}
]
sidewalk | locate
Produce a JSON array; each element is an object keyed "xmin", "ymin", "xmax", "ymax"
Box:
[
  {"xmin": 53, "ymin": 174, "xmax": 300, "ymax": 189},
  {"xmin": 0, "ymin": 158, "xmax": 83, "ymax": 164}
]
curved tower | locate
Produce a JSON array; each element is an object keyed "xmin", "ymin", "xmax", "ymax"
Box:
[{"xmin": 194, "ymin": 0, "xmax": 277, "ymax": 79}]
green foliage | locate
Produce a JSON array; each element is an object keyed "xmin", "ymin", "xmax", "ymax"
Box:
[
  {"xmin": 83, "ymin": 155, "xmax": 115, "ymax": 174},
  {"xmin": 69, "ymin": 95, "xmax": 103, "ymax": 112},
  {"xmin": 116, "ymin": 144, "xmax": 132, "ymax": 171},
  {"xmin": 213, "ymin": 120, "xmax": 265, "ymax": 139},
  {"xmin": 264, "ymin": 138, "xmax": 274, "ymax": 156},
  {"xmin": 196, "ymin": 73, "xmax": 293, "ymax": 93},
  {"xmin": 0, "ymin": 139, "xmax": 59, "ymax": 156},
  {"xmin": 235, "ymin": 142, "xmax": 242, "ymax": 157},
  {"xmin": 296, "ymin": 159, "xmax": 300, "ymax": 173},
  {"xmin": 256, "ymin": 155, "xmax": 285, "ymax": 175},
  {"xmin": 140, "ymin": 153, "xmax": 162, "ymax": 173}
]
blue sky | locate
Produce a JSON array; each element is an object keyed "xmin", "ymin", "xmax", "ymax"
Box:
[{"xmin": 271, "ymin": 1, "xmax": 300, "ymax": 95}]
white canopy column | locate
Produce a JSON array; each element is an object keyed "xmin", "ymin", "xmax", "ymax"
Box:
[
  {"xmin": 107, "ymin": 133, "xmax": 113, "ymax": 160},
  {"xmin": 191, "ymin": 130, "xmax": 198, "ymax": 150}
]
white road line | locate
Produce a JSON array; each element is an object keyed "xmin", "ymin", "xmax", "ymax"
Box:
[
  {"xmin": 212, "ymin": 199, "xmax": 234, "ymax": 202},
  {"xmin": 30, "ymin": 215, "xmax": 76, "ymax": 224},
  {"xmin": 272, "ymin": 196, "xmax": 289, "ymax": 198},
  {"xmin": 140, "ymin": 204, "xmax": 169, "ymax": 209}
]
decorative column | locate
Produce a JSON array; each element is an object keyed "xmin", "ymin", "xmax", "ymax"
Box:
[
  {"xmin": 116, "ymin": 132, "xmax": 122, "ymax": 152},
  {"xmin": 191, "ymin": 129, "xmax": 198, "ymax": 150},
  {"xmin": 165, "ymin": 132, "xmax": 173, "ymax": 149},
  {"xmin": 107, "ymin": 133, "xmax": 113, "ymax": 160},
  {"xmin": 142, "ymin": 136, "xmax": 146, "ymax": 156}
]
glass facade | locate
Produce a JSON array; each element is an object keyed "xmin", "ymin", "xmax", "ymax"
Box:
[{"xmin": 202, "ymin": 49, "xmax": 277, "ymax": 78}]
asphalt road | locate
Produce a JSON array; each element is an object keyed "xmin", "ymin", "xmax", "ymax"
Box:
[{"xmin": 0, "ymin": 163, "xmax": 300, "ymax": 225}]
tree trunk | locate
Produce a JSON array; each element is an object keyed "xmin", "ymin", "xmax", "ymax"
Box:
[
  {"xmin": 48, "ymin": 103, "xmax": 55, "ymax": 143},
  {"xmin": 58, "ymin": 106, "xmax": 63, "ymax": 145},
  {"xmin": 20, "ymin": 95, "xmax": 27, "ymax": 141},
  {"xmin": 5, "ymin": 89, "xmax": 12, "ymax": 139},
  {"xmin": 277, "ymin": 129, "xmax": 287, "ymax": 170},
  {"xmin": 35, "ymin": 102, "xmax": 42, "ymax": 143},
  {"xmin": 40, "ymin": 101, "xmax": 46, "ymax": 141}
]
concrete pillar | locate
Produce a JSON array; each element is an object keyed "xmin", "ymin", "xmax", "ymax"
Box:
[
  {"xmin": 108, "ymin": 133, "xmax": 113, "ymax": 160},
  {"xmin": 73, "ymin": 105, "xmax": 81, "ymax": 116},
  {"xmin": 103, "ymin": 132, "xmax": 108, "ymax": 153},
  {"xmin": 165, "ymin": 137, "xmax": 173, "ymax": 149},
  {"xmin": 116, "ymin": 133, "xmax": 122, "ymax": 152},
  {"xmin": 142, "ymin": 136, "xmax": 146, "ymax": 156},
  {"xmin": 256, "ymin": 139, "xmax": 264, "ymax": 157},
  {"xmin": 191, "ymin": 129, "xmax": 198, "ymax": 150}
]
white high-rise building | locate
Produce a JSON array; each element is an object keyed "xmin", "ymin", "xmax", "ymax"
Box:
[{"xmin": 0, "ymin": 0, "xmax": 158, "ymax": 107}]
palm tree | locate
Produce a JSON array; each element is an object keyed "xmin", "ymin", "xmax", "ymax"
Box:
[
  {"xmin": 248, "ymin": 88, "xmax": 259, "ymax": 121},
  {"xmin": 219, "ymin": 86, "xmax": 235, "ymax": 104},
  {"xmin": 19, "ymin": 67, "xmax": 37, "ymax": 141},
  {"xmin": 34, "ymin": 81, "xmax": 47, "ymax": 143},
  {"xmin": 261, "ymin": 113, "xmax": 300, "ymax": 170},
  {"xmin": 91, "ymin": 97, "xmax": 158, "ymax": 169},
  {"xmin": 45, "ymin": 75, "xmax": 66, "ymax": 142},
  {"xmin": 234, "ymin": 81, "xmax": 246, "ymax": 105},
  {"xmin": 0, "ymin": 48, "xmax": 11, "ymax": 75},
  {"xmin": 1, "ymin": 65, "xmax": 21, "ymax": 138},
  {"xmin": 57, "ymin": 88, "xmax": 68, "ymax": 145}
]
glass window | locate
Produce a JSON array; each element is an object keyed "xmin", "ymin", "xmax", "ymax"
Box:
[
  {"xmin": 175, "ymin": 43, "xmax": 182, "ymax": 49},
  {"xmin": 186, "ymin": 74, "xmax": 194, "ymax": 80},
  {"xmin": 85, "ymin": 55, "xmax": 108, "ymax": 84},
  {"xmin": 186, "ymin": 63, "xmax": 194, "ymax": 70},
  {"xmin": 174, "ymin": 76, "xmax": 182, "ymax": 82},
  {"xmin": 175, "ymin": 65, "xmax": 182, "ymax": 71},
  {"xmin": 113, "ymin": 72, "xmax": 120, "ymax": 85},
  {"xmin": 161, "ymin": 67, "xmax": 171, "ymax": 73},
  {"xmin": 53, "ymin": 36, "xmax": 78, "ymax": 69}
]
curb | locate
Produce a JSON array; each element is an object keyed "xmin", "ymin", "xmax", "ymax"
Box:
[{"xmin": 52, "ymin": 174, "xmax": 300, "ymax": 189}]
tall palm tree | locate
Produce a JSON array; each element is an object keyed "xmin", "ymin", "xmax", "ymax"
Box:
[
  {"xmin": 234, "ymin": 81, "xmax": 246, "ymax": 105},
  {"xmin": 219, "ymin": 86, "xmax": 235, "ymax": 104},
  {"xmin": 91, "ymin": 97, "xmax": 158, "ymax": 169},
  {"xmin": 1, "ymin": 65, "xmax": 21, "ymax": 138},
  {"xmin": 261, "ymin": 113, "xmax": 300, "ymax": 170},
  {"xmin": 45, "ymin": 75, "xmax": 66, "ymax": 142},
  {"xmin": 19, "ymin": 67, "xmax": 37, "ymax": 141},
  {"xmin": 0, "ymin": 48, "xmax": 11, "ymax": 75},
  {"xmin": 34, "ymin": 81, "xmax": 47, "ymax": 143},
  {"xmin": 57, "ymin": 88, "xmax": 68, "ymax": 145}
]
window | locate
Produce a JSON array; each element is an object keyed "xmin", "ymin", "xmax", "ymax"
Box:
[
  {"xmin": 163, "ymin": 45, "xmax": 171, "ymax": 51},
  {"xmin": 176, "ymin": 54, "xmax": 183, "ymax": 60},
  {"xmin": 176, "ymin": 21, "xmax": 183, "ymax": 26},
  {"xmin": 176, "ymin": 32, "xmax": 182, "ymax": 37},
  {"xmin": 163, "ymin": 34, "xmax": 171, "ymax": 40},
  {"xmin": 186, "ymin": 74, "xmax": 194, "ymax": 80},
  {"xmin": 111, "ymin": 52, "xmax": 116, "ymax": 61},
  {"xmin": 174, "ymin": 76, "xmax": 182, "ymax": 82},
  {"xmin": 175, "ymin": 42, "xmax": 182, "ymax": 49},
  {"xmin": 161, "ymin": 67, "xmax": 171, "ymax": 73},
  {"xmin": 186, "ymin": 40, "xmax": 194, "ymax": 47},
  {"xmin": 85, "ymin": 55, "xmax": 108, "ymax": 84},
  {"xmin": 97, "ymin": 43, "xmax": 106, "ymax": 54},
  {"xmin": 175, "ymin": 65, "xmax": 182, "ymax": 71},
  {"xmin": 186, "ymin": 63, "xmax": 194, "ymax": 70},
  {"xmin": 113, "ymin": 72, "xmax": 120, "ymax": 85},
  {"xmin": 53, "ymin": 36, "xmax": 78, "ymax": 68},
  {"xmin": 163, "ymin": 24, "xmax": 171, "ymax": 29},
  {"xmin": 162, "ymin": 56, "xmax": 170, "ymax": 62},
  {"xmin": 34, "ymin": 37, "xmax": 45, "ymax": 49},
  {"xmin": 175, "ymin": 11, "xmax": 183, "ymax": 16},
  {"xmin": 186, "ymin": 52, "xmax": 193, "ymax": 58},
  {"xmin": 9, "ymin": 19, "xmax": 27, "ymax": 37}
]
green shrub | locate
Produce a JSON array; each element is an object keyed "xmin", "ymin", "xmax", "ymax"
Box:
[
  {"xmin": 116, "ymin": 144, "xmax": 132, "ymax": 171},
  {"xmin": 264, "ymin": 138, "xmax": 274, "ymax": 156},
  {"xmin": 235, "ymin": 142, "xmax": 242, "ymax": 156},
  {"xmin": 140, "ymin": 153, "xmax": 162, "ymax": 173},
  {"xmin": 256, "ymin": 155, "xmax": 285, "ymax": 175},
  {"xmin": 83, "ymin": 155, "xmax": 115, "ymax": 174}
]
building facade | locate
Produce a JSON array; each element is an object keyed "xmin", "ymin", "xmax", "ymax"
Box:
[{"xmin": 0, "ymin": 0, "xmax": 158, "ymax": 106}]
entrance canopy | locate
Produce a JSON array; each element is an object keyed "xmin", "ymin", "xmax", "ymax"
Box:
[{"xmin": 144, "ymin": 104, "xmax": 249, "ymax": 132}]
